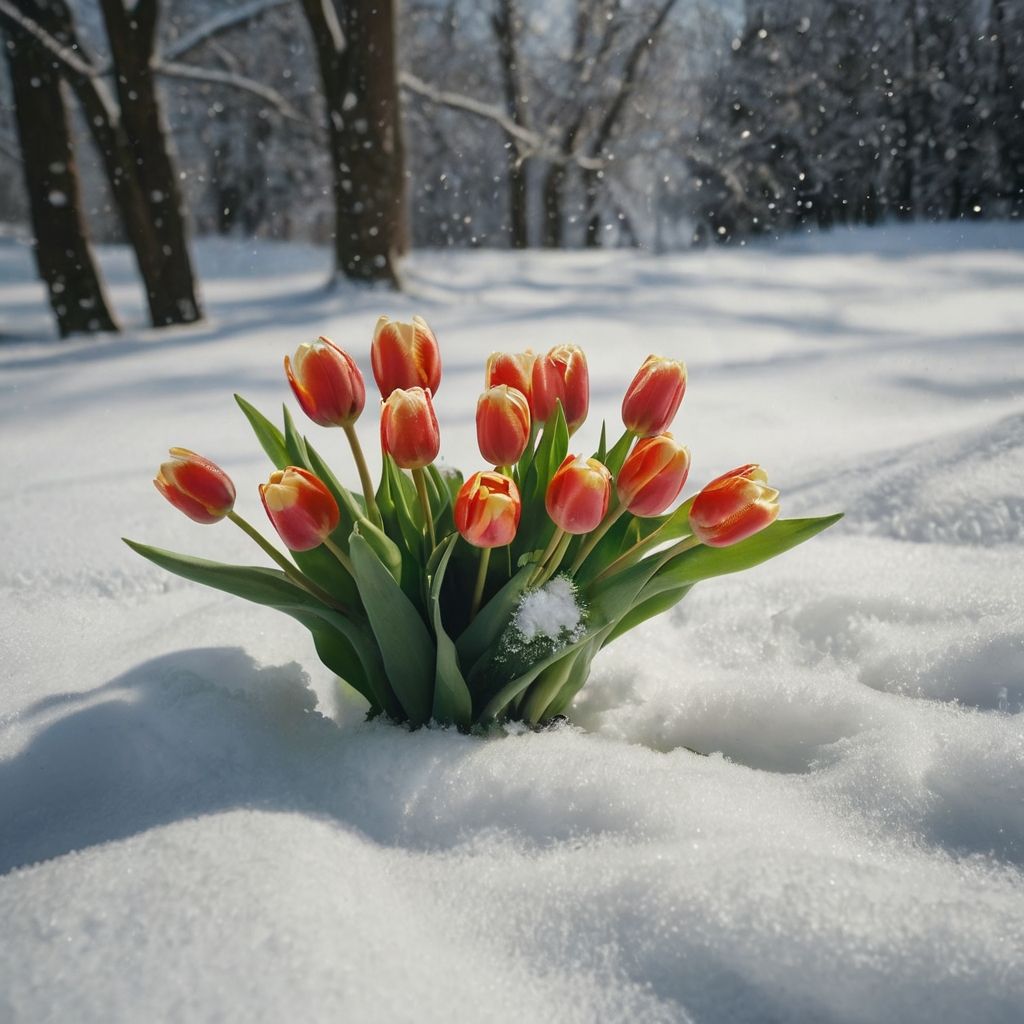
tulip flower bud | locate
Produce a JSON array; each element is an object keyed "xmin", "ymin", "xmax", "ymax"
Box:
[
  {"xmin": 154, "ymin": 447, "xmax": 236, "ymax": 524},
  {"xmin": 532, "ymin": 345, "xmax": 588, "ymax": 432},
  {"xmin": 545, "ymin": 454, "xmax": 611, "ymax": 534},
  {"xmin": 477, "ymin": 385, "xmax": 531, "ymax": 467},
  {"xmin": 259, "ymin": 466, "xmax": 340, "ymax": 551},
  {"xmin": 455, "ymin": 471, "xmax": 521, "ymax": 548},
  {"xmin": 380, "ymin": 386, "xmax": 441, "ymax": 470},
  {"xmin": 621, "ymin": 355, "xmax": 687, "ymax": 437},
  {"xmin": 486, "ymin": 350, "xmax": 535, "ymax": 406},
  {"xmin": 371, "ymin": 315, "xmax": 441, "ymax": 398},
  {"xmin": 285, "ymin": 336, "xmax": 365, "ymax": 428},
  {"xmin": 616, "ymin": 433, "xmax": 691, "ymax": 517},
  {"xmin": 689, "ymin": 464, "xmax": 780, "ymax": 547}
]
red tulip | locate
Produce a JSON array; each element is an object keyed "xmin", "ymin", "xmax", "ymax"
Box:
[
  {"xmin": 621, "ymin": 355, "xmax": 687, "ymax": 437},
  {"xmin": 545, "ymin": 454, "xmax": 611, "ymax": 534},
  {"xmin": 285, "ymin": 336, "xmax": 365, "ymax": 427},
  {"xmin": 532, "ymin": 344, "xmax": 589, "ymax": 432},
  {"xmin": 486, "ymin": 350, "xmax": 535, "ymax": 408},
  {"xmin": 455, "ymin": 471, "xmax": 521, "ymax": 548},
  {"xmin": 380, "ymin": 386, "xmax": 441, "ymax": 470},
  {"xmin": 477, "ymin": 385, "xmax": 531, "ymax": 466},
  {"xmin": 259, "ymin": 466, "xmax": 340, "ymax": 551},
  {"xmin": 154, "ymin": 447, "xmax": 235, "ymax": 524},
  {"xmin": 371, "ymin": 315, "xmax": 441, "ymax": 398},
  {"xmin": 689, "ymin": 464, "xmax": 780, "ymax": 547},
  {"xmin": 616, "ymin": 434, "xmax": 691, "ymax": 517}
]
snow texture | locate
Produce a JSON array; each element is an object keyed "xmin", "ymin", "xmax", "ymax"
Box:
[
  {"xmin": 1, "ymin": 223, "xmax": 1023, "ymax": 1024},
  {"xmin": 513, "ymin": 575, "xmax": 583, "ymax": 643}
]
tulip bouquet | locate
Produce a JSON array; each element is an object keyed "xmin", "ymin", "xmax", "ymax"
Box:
[{"xmin": 127, "ymin": 317, "xmax": 840, "ymax": 729}]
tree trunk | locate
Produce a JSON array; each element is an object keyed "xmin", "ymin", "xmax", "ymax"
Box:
[
  {"xmin": 98, "ymin": 0, "xmax": 201, "ymax": 324},
  {"xmin": 541, "ymin": 163, "xmax": 566, "ymax": 248},
  {"xmin": 300, "ymin": 0, "xmax": 407, "ymax": 286},
  {"xmin": 4, "ymin": 27, "xmax": 117, "ymax": 337},
  {"xmin": 493, "ymin": 0, "xmax": 529, "ymax": 248}
]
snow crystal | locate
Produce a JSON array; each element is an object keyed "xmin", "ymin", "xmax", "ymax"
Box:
[{"xmin": 513, "ymin": 576, "xmax": 583, "ymax": 643}]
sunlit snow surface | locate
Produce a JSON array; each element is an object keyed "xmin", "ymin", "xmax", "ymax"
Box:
[{"xmin": 1, "ymin": 224, "xmax": 1023, "ymax": 1023}]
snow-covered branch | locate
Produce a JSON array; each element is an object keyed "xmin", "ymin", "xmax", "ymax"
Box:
[
  {"xmin": 399, "ymin": 71, "xmax": 603, "ymax": 170},
  {"xmin": 0, "ymin": 0, "xmax": 96, "ymax": 78},
  {"xmin": 162, "ymin": 0, "xmax": 293, "ymax": 61},
  {"xmin": 154, "ymin": 61, "xmax": 312, "ymax": 126}
]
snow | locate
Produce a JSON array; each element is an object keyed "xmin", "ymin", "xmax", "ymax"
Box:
[
  {"xmin": 2, "ymin": 222, "xmax": 1023, "ymax": 1023},
  {"xmin": 513, "ymin": 575, "xmax": 583, "ymax": 643}
]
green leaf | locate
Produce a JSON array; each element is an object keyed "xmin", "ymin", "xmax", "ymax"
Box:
[
  {"xmin": 305, "ymin": 438, "xmax": 366, "ymax": 530},
  {"xmin": 603, "ymin": 584, "xmax": 693, "ymax": 645},
  {"xmin": 644, "ymin": 513, "xmax": 843, "ymax": 600},
  {"xmin": 384, "ymin": 456, "xmax": 425, "ymax": 559},
  {"xmin": 235, "ymin": 394, "xmax": 289, "ymax": 469},
  {"xmin": 123, "ymin": 539, "xmax": 390, "ymax": 711},
  {"xmin": 537, "ymin": 636, "xmax": 604, "ymax": 720},
  {"xmin": 428, "ymin": 536, "xmax": 472, "ymax": 728},
  {"xmin": 602, "ymin": 427, "xmax": 634, "ymax": 477},
  {"xmin": 455, "ymin": 564, "xmax": 533, "ymax": 671},
  {"xmin": 477, "ymin": 622, "xmax": 615, "ymax": 723},
  {"xmin": 282, "ymin": 405, "xmax": 312, "ymax": 469},
  {"xmin": 348, "ymin": 531, "xmax": 434, "ymax": 726},
  {"xmin": 595, "ymin": 421, "xmax": 608, "ymax": 462}
]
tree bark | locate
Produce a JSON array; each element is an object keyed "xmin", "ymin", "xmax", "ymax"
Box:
[
  {"xmin": 300, "ymin": 0, "xmax": 407, "ymax": 286},
  {"xmin": 492, "ymin": 0, "xmax": 529, "ymax": 248},
  {"xmin": 4, "ymin": 26, "xmax": 117, "ymax": 336},
  {"xmin": 97, "ymin": 0, "xmax": 201, "ymax": 324}
]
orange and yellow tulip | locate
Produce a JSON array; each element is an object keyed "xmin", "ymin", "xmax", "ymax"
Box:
[
  {"xmin": 380, "ymin": 386, "xmax": 441, "ymax": 470},
  {"xmin": 476, "ymin": 385, "xmax": 531, "ymax": 467},
  {"xmin": 259, "ymin": 466, "xmax": 340, "ymax": 551},
  {"xmin": 689, "ymin": 464, "xmax": 780, "ymax": 547},
  {"xmin": 154, "ymin": 448, "xmax": 235, "ymax": 524},
  {"xmin": 621, "ymin": 355, "xmax": 687, "ymax": 437},
  {"xmin": 616, "ymin": 433, "xmax": 691, "ymax": 517},
  {"xmin": 455, "ymin": 471, "xmax": 522, "ymax": 548},
  {"xmin": 285, "ymin": 336, "xmax": 365, "ymax": 428},
  {"xmin": 371, "ymin": 315, "xmax": 441, "ymax": 398},
  {"xmin": 545, "ymin": 454, "xmax": 611, "ymax": 534}
]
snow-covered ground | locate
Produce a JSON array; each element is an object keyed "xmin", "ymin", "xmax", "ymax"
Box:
[{"xmin": 2, "ymin": 223, "xmax": 1023, "ymax": 1023}]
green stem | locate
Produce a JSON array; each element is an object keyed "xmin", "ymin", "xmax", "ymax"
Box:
[
  {"xmin": 412, "ymin": 467, "xmax": 436, "ymax": 550},
  {"xmin": 228, "ymin": 511, "xmax": 342, "ymax": 608},
  {"xmin": 568, "ymin": 501, "xmax": 625, "ymax": 575},
  {"xmin": 322, "ymin": 535, "xmax": 356, "ymax": 577},
  {"xmin": 470, "ymin": 546, "xmax": 491, "ymax": 621},
  {"xmin": 343, "ymin": 422, "xmax": 380, "ymax": 526},
  {"xmin": 535, "ymin": 531, "xmax": 573, "ymax": 588},
  {"xmin": 529, "ymin": 527, "xmax": 565, "ymax": 587},
  {"xmin": 591, "ymin": 517, "xmax": 678, "ymax": 584}
]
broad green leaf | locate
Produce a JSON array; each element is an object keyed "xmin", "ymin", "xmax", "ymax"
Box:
[
  {"xmin": 283, "ymin": 405, "xmax": 312, "ymax": 468},
  {"xmin": 519, "ymin": 647, "xmax": 583, "ymax": 724},
  {"xmin": 477, "ymin": 622, "xmax": 615, "ymax": 723},
  {"xmin": 455, "ymin": 564, "xmax": 533, "ymax": 671},
  {"xmin": 305, "ymin": 438, "xmax": 366, "ymax": 529},
  {"xmin": 428, "ymin": 536, "xmax": 472, "ymax": 728},
  {"xmin": 604, "ymin": 584, "xmax": 693, "ymax": 645},
  {"xmin": 643, "ymin": 513, "xmax": 843, "ymax": 599},
  {"xmin": 349, "ymin": 531, "xmax": 434, "ymax": 726},
  {"xmin": 123, "ymin": 539, "xmax": 390, "ymax": 711},
  {"xmin": 539, "ymin": 636, "xmax": 604, "ymax": 719},
  {"xmin": 353, "ymin": 515, "xmax": 403, "ymax": 585},
  {"xmin": 235, "ymin": 394, "xmax": 289, "ymax": 469},
  {"xmin": 602, "ymin": 427, "xmax": 634, "ymax": 477},
  {"xmin": 384, "ymin": 456, "xmax": 425, "ymax": 559}
]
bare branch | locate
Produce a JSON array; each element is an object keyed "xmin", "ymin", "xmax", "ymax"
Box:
[
  {"xmin": 0, "ymin": 0, "xmax": 97, "ymax": 78},
  {"xmin": 399, "ymin": 71, "xmax": 603, "ymax": 170},
  {"xmin": 154, "ymin": 60, "xmax": 313, "ymax": 126},
  {"xmin": 162, "ymin": 0, "xmax": 293, "ymax": 61}
]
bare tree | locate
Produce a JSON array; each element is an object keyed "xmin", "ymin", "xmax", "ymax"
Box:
[
  {"xmin": 492, "ymin": 0, "xmax": 529, "ymax": 247},
  {"xmin": 3, "ymin": 23, "xmax": 117, "ymax": 337},
  {"xmin": 97, "ymin": 0, "xmax": 201, "ymax": 323},
  {"xmin": 300, "ymin": 0, "xmax": 407, "ymax": 286}
]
